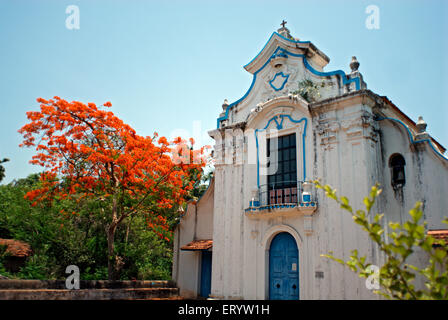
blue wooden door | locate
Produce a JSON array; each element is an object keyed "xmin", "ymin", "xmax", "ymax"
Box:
[
  {"xmin": 269, "ymin": 232, "xmax": 299, "ymax": 300},
  {"xmin": 200, "ymin": 251, "xmax": 212, "ymax": 298}
]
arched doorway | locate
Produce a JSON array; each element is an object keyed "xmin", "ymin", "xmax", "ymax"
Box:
[{"xmin": 269, "ymin": 232, "xmax": 299, "ymax": 300}]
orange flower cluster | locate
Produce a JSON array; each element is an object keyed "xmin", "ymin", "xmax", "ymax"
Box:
[
  {"xmin": 19, "ymin": 97, "xmax": 206, "ymax": 231},
  {"xmin": 147, "ymin": 214, "xmax": 172, "ymax": 241},
  {"xmin": 24, "ymin": 172, "xmax": 59, "ymax": 206}
]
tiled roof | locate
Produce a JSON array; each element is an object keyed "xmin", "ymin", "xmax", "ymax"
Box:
[
  {"xmin": 427, "ymin": 230, "xmax": 448, "ymax": 246},
  {"xmin": 181, "ymin": 239, "xmax": 213, "ymax": 251},
  {"xmin": 0, "ymin": 239, "xmax": 32, "ymax": 257}
]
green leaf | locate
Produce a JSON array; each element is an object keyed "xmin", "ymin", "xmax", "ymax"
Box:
[
  {"xmin": 434, "ymin": 249, "xmax": 447, "ymax": 261},
  {"xmin": 340, "ymin": 196, "xmax": 352, "ymax": 212},
  {"xmin": 363, "ymin": 197, "xmax": 374, "ymax": 212},
  {"xmin": 389, "ymin": 222, "xmax": 400, "ymax": 230}
]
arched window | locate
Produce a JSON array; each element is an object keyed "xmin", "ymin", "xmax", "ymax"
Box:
[{"xmin": 389, "ymin": 154, "xmax": 406, "ymax": 189}]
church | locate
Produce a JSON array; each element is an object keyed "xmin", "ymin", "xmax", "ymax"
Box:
[{"xmin": 172, "ymin": 23, "xmax": 448, "ymax": 300}]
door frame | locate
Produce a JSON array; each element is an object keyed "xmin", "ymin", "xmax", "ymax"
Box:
[{"xmin": 261, "ymin": 224, "xmax": 303, "ymax": 300}]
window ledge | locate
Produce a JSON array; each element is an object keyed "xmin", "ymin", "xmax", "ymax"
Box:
[{"xmin": 244, "ymin": 202, "xmax": 317, "ymax": 219}]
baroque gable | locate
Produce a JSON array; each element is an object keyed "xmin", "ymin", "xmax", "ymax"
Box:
[{"xmin": 217, "ymin": 27, "xmax": 367, "ymax": 129}]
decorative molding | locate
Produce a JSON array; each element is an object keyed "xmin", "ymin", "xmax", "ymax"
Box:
[
  {"xmin": 264, "ymin": 106, "xmax": 294, "ymax": 123},
  {"xmin": 376, "ymin": 117, "xmax": 448, "ymax": 162},
  {"xmin": 246, "ymin": 96, "xmax": 309, "ymax": 129},
  {"xmin": 217, "ymin": 37, "xmax": 362, "ymax": 128},
  {"xmin": 269, "ymin": 72, "xmax": 290, "ymax": 91},
  {"xmin": 255, "ymin": 114, "xmax": 308, "ymax": 187},
  {"xmin": 316, "ymin": 112, "xmax": 379, "ymax": 148},
  {"xmin": 234, "ymin": 134, "xmax": 244, "ymax": 166},
  {"xmin": 316, "ymin": 119, "xmax": 340, "ymax": 148},
  {"xmin": 261, "ymin": 224, "xmax": 303, "ymax": 251},
  {"xmin": 341, "ymin": 114, "xmax": 378, "ymax": 142}
]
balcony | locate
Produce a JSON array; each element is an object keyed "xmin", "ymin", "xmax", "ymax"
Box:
[{"xmin": 245, "ymin": 181, "xmax": 317, "ymax": 218}]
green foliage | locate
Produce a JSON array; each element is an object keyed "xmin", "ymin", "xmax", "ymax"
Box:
[
  {"xmin": 0, "ymin": 158, "xmax": 9, "ymax": 183},
  {"xmin": 14, "ymin": 254, "xmax": 49, "ymax": 279},
  {"xmin": 117, "ymin": 215, "xmax": 173, "ymax": 280},
  {"xmin": 315, "ymin": 180, "xmax": 448, "ymax": 300},
  {"xmin": 183, "ymin": 167, "xmax": 213, "ymax": 202},
  {"xmin": 291, "ymin": 79, "xmax": 326, "ymax": 103},
  {"xmin": 0, "ymin": 173, "xmax": 178, "ymax": 280}
]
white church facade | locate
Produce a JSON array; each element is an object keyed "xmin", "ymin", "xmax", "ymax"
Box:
[{"xmin": 172, "ymin": 23, "xmax": 448, "ymax": 300}]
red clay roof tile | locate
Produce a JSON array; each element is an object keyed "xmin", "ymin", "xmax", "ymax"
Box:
[
  {"xmin": 0, "ymin": 239, "xmax": 32, "ymax": 257},
  {"xmin": 181, "ymin": 239, "xmax": 213, "ymax": 251},
  {"xmin": 427, "ymin": 230, "xmax": 448, "ymax": 246}
]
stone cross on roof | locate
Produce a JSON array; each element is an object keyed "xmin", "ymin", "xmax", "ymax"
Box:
[{"xmin": 277, "ymin": 20, "xmax": 293, "ymax": 40}]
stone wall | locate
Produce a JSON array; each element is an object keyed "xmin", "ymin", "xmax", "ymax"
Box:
[{"xmin": 0, "ymin": 280, "xmax": 179, "ymax": 300}]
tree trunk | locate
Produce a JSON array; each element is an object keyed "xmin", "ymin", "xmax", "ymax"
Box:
[
  {"xmin": 107, "ymin": 191, "xmax": 119, "ymax": 281},
  {"xmin": 107, "ymin": 223, "xmax": 117, "ymax": 281},
  {"xmin": 125, "ymin": 216, "xmax": 132, "ymax": 244}
]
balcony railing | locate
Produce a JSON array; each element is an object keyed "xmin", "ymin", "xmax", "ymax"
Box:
[{"xmin": 246, "ymin": 180, "xmax": 317, "ymax": 214}]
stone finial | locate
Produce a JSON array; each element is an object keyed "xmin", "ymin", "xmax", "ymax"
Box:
[
  {"xmin": 222, "ymin": 99, "xmax": 229, "ymax": 110},
  {"xmin": 346, "ymin": 56, "xmax": 367, "ymax": 92},
  {"xmin": 350, "ymin": 56, "xmax": 360, "ymax": 72},
  {"xmin": 416, "ymin": 116, "xmax": 427, "ymax": 133}
]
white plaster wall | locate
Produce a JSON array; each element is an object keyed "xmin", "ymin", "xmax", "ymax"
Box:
[
  {"xmin": 195, "ymin": 185, "xmax": 215, "ymax": 240},
  {"xmin": 377, "ymin": 120, "xmax": 448, "ymax": 230},
  {"xmin": 173, "ymin": 182, "xmax": 214, "ymax": 298},
  {"xmin": 173, "ymin": 203, "xmax": 200, "ymax": 298},
  {"xmin": 303, "ymin": 101, "xmax": 380, "ymax": 299}
]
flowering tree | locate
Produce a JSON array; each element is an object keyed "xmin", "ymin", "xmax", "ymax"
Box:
[{"xmin": 19, "ymin": 97, "xmax": 206, "ymax": 279}]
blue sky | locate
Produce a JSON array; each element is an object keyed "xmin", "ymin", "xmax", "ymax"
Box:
[{"xmin": 0, "ymin": 0, "xmax": 447, "ymax": 183}]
